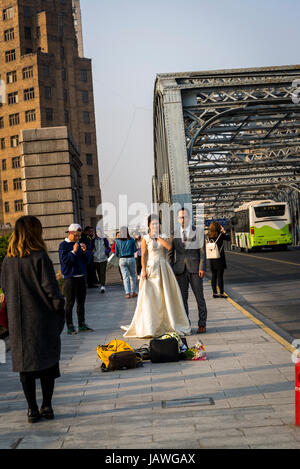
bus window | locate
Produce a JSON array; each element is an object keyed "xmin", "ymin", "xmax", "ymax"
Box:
[{"xmin": 254, "ymin": 205, "xmax": 285, "ymax": 218}]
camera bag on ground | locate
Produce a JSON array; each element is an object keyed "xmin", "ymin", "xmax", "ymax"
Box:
[
  {"xmin": 97, "ymin": 339, "xmax": 142, "ymax": 371},
  {"xmin": 149, "ymin": 334, "xmax": 180, "ymax": 363}
]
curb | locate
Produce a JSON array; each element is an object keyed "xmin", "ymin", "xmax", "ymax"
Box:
[{"xmin": 224, "ymin": 292, "xmax": 299, "ymax": 358}]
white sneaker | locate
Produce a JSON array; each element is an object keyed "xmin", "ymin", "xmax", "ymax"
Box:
[{"xmin": 100, "ymin": 286, "xmax": 105, "ymax": 294}]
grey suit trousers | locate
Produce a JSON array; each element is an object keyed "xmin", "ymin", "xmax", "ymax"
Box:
[{"xmin": 176, "ymin": 268, "xmax": 207, "ymax": 327}]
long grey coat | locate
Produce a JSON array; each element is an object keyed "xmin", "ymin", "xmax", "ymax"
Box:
[{"xmin": 1, "ymin": 251, "xmax": 65, "ymax": 373}]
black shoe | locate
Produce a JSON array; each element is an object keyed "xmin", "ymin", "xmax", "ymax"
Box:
[
  {"xmin": 40, "ymin": 406, "xmax": 54, "ymax": 420},
  {"xmin": 27, "ymin": 408, "xmax": 42, "ymax": 423},
  {"xmin": 213, "ymin": 294, "xmax": 219, "ymax": 298},
  {"xmin": 67, "ymin": 325, "xmax": 77, "ymax": 335},
  {"xmin": 219, "ymin": 294, "xmax": 227, "ymax": 298},
  {"xmin": 78, "ymin": 323, "xmax": 94, "ymax": 332}
]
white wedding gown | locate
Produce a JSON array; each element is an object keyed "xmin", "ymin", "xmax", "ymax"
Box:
[{"xmin": 122, "ymin": 234, "xmax": 191, "ymax": 338}]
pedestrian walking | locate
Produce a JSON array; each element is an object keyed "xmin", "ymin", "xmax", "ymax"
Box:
[
  {"xmin": 80, "ymin": 226, "xmax": 98, "ymax": 288},
  {"xmin": 0, "ymin": 216, "xmax": 65, "ymax": 423},
  {"xmin": 207, "ymin": 221, "xmax": 231, "ymax": 298},
  {"xmin": 168, "ymin": 207, "xmax": 208, "ymax": 334},
  {"xmin": 94, "ymin": 226, "xmax": 111, "ymax": 294},
  {"xmin": 115, "ymin": 227, "xmax": 138, "ymax": 299},
  {"xmin": 59, "ymin": 223, "xmax": 94, "ymax": 335}
]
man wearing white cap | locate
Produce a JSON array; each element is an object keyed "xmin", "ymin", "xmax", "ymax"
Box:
[{"xmin": 59, "ymin": 224, "xmax": 94, "ymax": 335}]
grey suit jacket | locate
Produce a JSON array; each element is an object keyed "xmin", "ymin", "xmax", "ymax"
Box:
[{"xmin": 168, "ymin": 225, "xmax": 206, "ymax": 275}]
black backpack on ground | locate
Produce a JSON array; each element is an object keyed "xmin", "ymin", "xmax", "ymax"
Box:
[{"xmin": 149, "ymin": 334, "xmax": 179, "ymax": 363}]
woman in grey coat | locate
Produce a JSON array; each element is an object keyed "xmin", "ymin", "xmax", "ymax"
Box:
[{"xmin": 1, "ymin": 216, "xmax": 65, "ymax": 423}]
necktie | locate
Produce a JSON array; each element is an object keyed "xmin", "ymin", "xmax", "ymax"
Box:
[{"xmin": 182, "ymin": 230, "xmax": 187, "ymax": 243}]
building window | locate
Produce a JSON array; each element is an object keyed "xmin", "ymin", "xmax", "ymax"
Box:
[
  {"xmin": 3, "ymin": 7, "xmax": 13, "ymax": 21},
  {"xmin": 4, "ymin": 28, "xmax": 14, "ymax": 41},
  {"xmin": 7, "ymin": 70, "xmax": 17, "ymax": 83},
  {"xmin": 43, "ymin": 64, "xmax": 49, "ymax": 77},
  {"xmin": 14, "ymin": 199, "xmax": 23, "ymax": 212},
  {"xmin": 23, "ymin": 6, "xmax": 30, "ymax": 17},
  {"xmin": 10, "ymin": 135, "xmax": 19, "ymax": 148},
  {"xmin": 5, "ymin": 49, "xmax": 16, "ymax": 62},
  {"xmin": 64, "ymin": 110, "xmax": 69, "ymax": 124},
  {"xmin": 13, "ymin": 178, "xmax": 22, "ymax": 190},
  {"xmin": 12, "ymin": 156, "xmax": 20, "ymax": 167},
  {"xmin": 24, "ymin": 88, "xmax": 35, "ymax": 100},
  {"xmin": 44, "ymin": 86, "xmax": 51, "ymax": 99},
  {"xmin": 60, "ymin": 46, "xmax": 65, "ymax": 59},
  {"xmin": 24, "ymin": 27, "xmax": 32, "ymax": 40},
  {"xmin": 8, "ymin": 91, "xmax": 18, "ymax": 104},
  {"xmin": 2, "ymin": 159, "xmax": 6, "ymax": 170},
  {"xmin": 80, "ymin": 70, "xmax": 88, "ymax": 82},
  {"xmin": 4, "ymin": 202, "xmax": 9, "ymax": 213},
  {"xmin": 63, "ymin": 88, "xmax": 68, "ymax": 102},
  {"xmin": 0, "ymin": 117, "xmax": 3, "ymax": 129},
  {"xmin": 25, "ymin": 109, "xmax": 36, "ymax": 122},
  {"xmin": 23, "ymin": 66, "xmax": 33, "ymax": 79},
  {"xmin": 86, "ymin": 153, "xmax": 93, "ymax": 165},
  {"xmin": 85, "ymin": 133, "xmax": 91, "ymax": 144},
  {"xmin": 3, "ymin": 180, "xmax": 8, "ymax": 192},
  {"xmin": 62, "ymin": 67, "xmax": 67, "ymax": 81},
  {"xmin": 45, "ymin": 108, "xmax": 53, "ymax": 121},
  {"xmin": 89, "ymin": 196, "xmax": 96, "ymax": 208},
  {"xmin": 1, "ymin": 139, "xmax": 5, "ymax": 150},
  {"xmin": 82, "ymin": 91, "xmax": 89, "ymax": 103},
  {"xmin": 9, "ymin": 113, "xmax": 19, "ymax": 126},
  {"xmin": 83, "ymin": 111, "xmax": 90, "ymax": 124},
  {"xmin": 87, "ymin": 175, "xmax": 94, "ymax": 186}
]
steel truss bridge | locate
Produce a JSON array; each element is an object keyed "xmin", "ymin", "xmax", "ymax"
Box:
[{"xmin": 153, "ymin": 65, "xmax": 300, "ymax": 234}]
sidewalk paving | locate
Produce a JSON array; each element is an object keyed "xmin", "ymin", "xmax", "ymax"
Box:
[{"xmin": 0, "ymin": 278, "xmax": 299, "ymax": 449}]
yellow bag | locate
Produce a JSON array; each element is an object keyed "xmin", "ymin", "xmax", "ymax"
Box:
[{"xmin": 96, "ymin": 339, "xmax": 135, "ymax": 369}]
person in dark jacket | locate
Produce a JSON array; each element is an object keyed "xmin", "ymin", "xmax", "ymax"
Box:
[
  {"xmin": 207, "ymin": 221, "xmax": 231, "ymax": 298},
  {"xmin": 59, "ymin": 223, "xmax": 93, "ymax": 335},
  {"xmin": 80, "ymin": 226, "xmax": 98, "ymax": 288},
  {"xmin": 1, "ymin": 216, "xmax": 65, "ymax": 423}
]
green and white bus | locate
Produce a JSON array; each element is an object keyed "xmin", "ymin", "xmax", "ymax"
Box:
[{"xmin": 231, "ymin": 200, "xmax": 293, "ymax": 252}]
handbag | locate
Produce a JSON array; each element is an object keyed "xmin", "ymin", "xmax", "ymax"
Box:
[
  {"xmin": 206, "ymin": 233, "xmax": 222, "ymax": 259},
  {"xmin": 0, "ymin": 295, "xmax": 8, "ymax": 330},
  {"xmin": 149, "ymin": 334, "xmax": 179, "ymax": 363},
  {"xmin": 107, "ymin": 253, "xmax": 119, "ymax": 268}
]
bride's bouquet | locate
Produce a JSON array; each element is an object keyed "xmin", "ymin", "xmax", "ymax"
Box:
[{"xmin": 183, "ymin": 341, "xmax": 207, "ymax": 361}]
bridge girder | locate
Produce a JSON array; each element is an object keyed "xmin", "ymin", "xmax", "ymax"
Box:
[{"xmin": 153, "ymin": 65, "xmax": 300, "ymax": 222}]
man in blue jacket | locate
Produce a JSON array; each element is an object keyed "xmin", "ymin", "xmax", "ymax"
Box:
[{"xmin": 59, "ymin": 224, "xmax": 94, "ymax": 335}]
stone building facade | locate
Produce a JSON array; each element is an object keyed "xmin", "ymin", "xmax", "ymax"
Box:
[
  {"xmin": 21, "ymin": 127, "xmax": 82, "ymax": 267},
  {"xmin": 0, "ymin": 0, "xmax": 101, "ymax": 228}
]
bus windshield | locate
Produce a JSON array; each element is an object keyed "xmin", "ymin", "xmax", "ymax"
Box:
[{"xmin": 254, "ymin": 205, "xmax": 286, "ymax": 218}]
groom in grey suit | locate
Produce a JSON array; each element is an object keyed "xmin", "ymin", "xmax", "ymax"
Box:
[{"xmin": 168, "ymin": 207, "xmax": 208, "ymax": 333}]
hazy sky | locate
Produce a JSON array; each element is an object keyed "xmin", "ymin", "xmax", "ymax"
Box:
[{"xmin": 81, "ymin": 0, "xmax": 300, "ymax": 227}]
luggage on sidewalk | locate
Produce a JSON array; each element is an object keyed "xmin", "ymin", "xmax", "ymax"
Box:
[
  {"xmin": 96, "ymin": 339, "xmax": 142, "ymax": 371},
  {"xmin": 149, "ymin": 333, "xmax": 180, "ymax": 363}
]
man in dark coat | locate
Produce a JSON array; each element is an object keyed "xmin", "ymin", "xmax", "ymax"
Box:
[{"xmin": 168, "ymin": 208, "xmax": 208, "ymax": 333}]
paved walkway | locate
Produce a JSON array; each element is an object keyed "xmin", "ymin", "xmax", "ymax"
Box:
[{"xmin": 0, "ymin": 277, "xmax": 299, "ymax": 449}]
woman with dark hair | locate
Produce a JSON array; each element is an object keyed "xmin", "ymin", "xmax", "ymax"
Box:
[
  {"xmin": 122, "ymin": 214, "xmax": 191, "ymax": 338},
  {"xmin": 207, "ymin": 221, "xmax": 231, "ymax": 298},
  {"xmin": 115, "ymin": 226, "xmax": 137, "ymax": 299},
  {"xmin": 1, "ymin": 216, "xmax": 65, "ymax": 423}
]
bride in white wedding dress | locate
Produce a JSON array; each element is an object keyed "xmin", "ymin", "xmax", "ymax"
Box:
[{"xmin": 122, "ymin": 215, "xmax": 191, "ymax": 338}]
